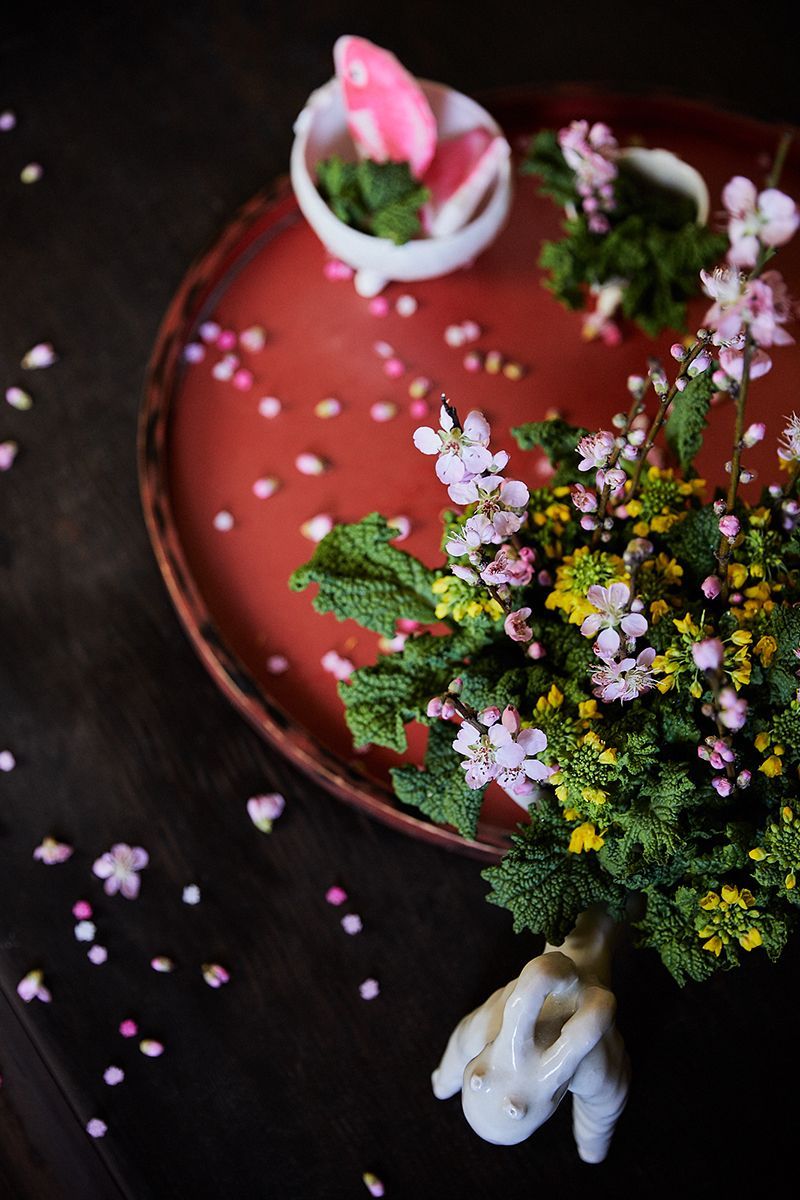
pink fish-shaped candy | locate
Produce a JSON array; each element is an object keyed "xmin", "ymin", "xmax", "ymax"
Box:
[
  {"xmin": 421, "ymin": 128, "xmax": 510, "ymax": 238},
  {"xmin": 333, "ymin": 35, "xmax": 437, "ymax": 180}
]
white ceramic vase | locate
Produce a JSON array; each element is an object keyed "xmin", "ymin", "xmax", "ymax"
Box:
[
  {"xmin": 290, "ymin": 77, "xmax": 513, "ymax": 297},
  {"xmin": 432, "ymin": 907, "xmax": 629, "ymax": 1162}
]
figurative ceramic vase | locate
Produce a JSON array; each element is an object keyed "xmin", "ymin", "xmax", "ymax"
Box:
[{"xmin": 432, "ymin": 907, "xmax": 629, "ymax": 1162}]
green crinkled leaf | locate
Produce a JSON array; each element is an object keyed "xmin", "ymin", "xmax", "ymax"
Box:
[
  {"xmin": 665, "ymin": 366, "xmax": 716, "ymax": 476},
  {"xmin": 511, "ymin": 418, "xmax": 591, "ymax": 487},
  {"xmin": 316, "ymin": 156, "xmax": 429, "ymax": 246},
  {"xmin": 521, "ymin": 129, "xmax": 577, "ymax": 206},
  {"xmin": 482, "ymin": 794, "xmax": 628, "ymax": 944},
  {"xmin": 340, "ymin": 630, "xmax": 480, "ymax": 753},
  {"xmin": 764, "ymin": 605, "xmax": 800, "ymax": 705},
  {"xmin": 391, "ymin": 719, "xmax": 485, "ymax": 839},
  {"xmin": 635, "ymin": 887, "xmax": 718, "ymax": 986},
  {"xmin": 665, "ymin": 504, "xmax": 719, "ymax": 584},
  {"xmin": 289, "ymin": 513, "xmax": 437, "ymax": 636}
]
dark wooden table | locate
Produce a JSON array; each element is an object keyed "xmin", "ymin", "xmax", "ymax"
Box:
[{"xmin": 2, "ymin": 3, "xmax": 799, "ymax": 1196}]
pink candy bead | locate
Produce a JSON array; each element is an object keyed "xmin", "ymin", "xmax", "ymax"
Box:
[
  {"xmin": 384, "ymin": 358, "xmax": 405, "ymax": 379},
  {"xmin": 216, "ymin": 329, "xmax": 237, "ymax": 351},
  {"xmin": 368, "ymin": 296, "xmax": 389, "ymax": 316}
]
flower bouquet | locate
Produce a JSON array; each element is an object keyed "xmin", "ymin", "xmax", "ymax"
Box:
[{"xmin": 290, "ymin": 135, "xmax": 799, "ymax": 1151}]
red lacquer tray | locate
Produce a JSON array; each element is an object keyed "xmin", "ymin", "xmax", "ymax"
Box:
[{"xmin": 139, "ymin": 87, "xmax": 800, "ymax": 861}]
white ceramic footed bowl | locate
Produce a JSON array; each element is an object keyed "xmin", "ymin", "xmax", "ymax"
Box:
[{"xmin": 290, "ymin": 77, "xmax": 513, "ymax": 297}]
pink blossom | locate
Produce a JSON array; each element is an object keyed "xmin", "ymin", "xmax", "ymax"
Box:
[
  {"xmin": 580, "ymin": 582, "xmax": 648, "ymax": 656},
  {"xmin": 452, "ymin": 709, "xmax": 549, "ymax": 797},
  {"xmin": 723, "ymin": 175, "xmax": 799, "ymax": 266},
  {"xmin": 718, "ymin": 687, "xmax": 748, "ymax": 731},
  {"xmin": 718, "ymin": 514, "xmax": 740, "ymax": 542},
  {"xmin": 92, "ymin": 843, "xmax": 149, "ymax": 900},
  {"xmin": 778, "ymin": 413, "xmax": 800, "ymax": 463},
  {"xmin": 701, "ymin": 575, "xmax": 722, "ymax": 599},
  {"xmin": 703, "ymin": 267, "xmax": 794, "ymax": 350},
  {"xmin": 591, "ymin": 648, "xmax": 656, "ymax": 703},
  {"xmin": 595, "ymin": 466, "xmax": 626, "ymax": 496},
  {"xmin": 479, "ymin": 545, "xmax": 534, "ymax": 588},
  {"xmin": 413, "ymin": 405, "xmax": 499, "ymax": 486},
  {"xmin": 711, "ymin": 776, "xmax": 733, "ymax": 797},
  {"xmin": 576, "ymin": 430, "xmax": 615, "ymax": 471},
  {"xmin": 447, "ymin": 476, "xmax": 529, "ymax": 542},
  {"xmin": 691, "ymin": 638, "xmax": 724, "ymax": 672},
  {"xmin": 571, "ymin": 483, "xmax": 598, "ymax": 513},
  {"xmin": 33, "ymin": 837, "xmax": 74, "ymax": 864},
  {"xmin": 558, "ymin": 120, "xmax": 618, "ymax": 221},
  {"xmin": 504, "ymin": 607, "xmax": 533, "ymax": 643},
  {"xmin": 718, "ymin": 345, "xmax": 773, "ymax": 381}
]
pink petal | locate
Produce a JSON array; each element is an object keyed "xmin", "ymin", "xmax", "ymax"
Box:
[
  {"xmin": 120, "ymin": 875, "xmax": 141, "ymax": 900},
  {"xmin": 722, "ymin": 175, "xmax": 756, "ymax": 217},
  {"xmin": 595, "ymin": 627, "xmax": 621, "ymax": 656},
  {"xmin": 517, "ymin": 728, "xmax": 547, "ymax": 755},
  {"xmin": 462, "ymin": 410, "xmax": 490, "ymax": 443},
  {"xmin": 412, "ymin": 426, "xmax": 441, "ymax": 455},
  {"xmin": 92, "ymin": 855, "xmax": 115, "ymax": 879}
]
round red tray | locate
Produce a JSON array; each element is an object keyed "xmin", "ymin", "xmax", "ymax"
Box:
[{"xmin": 139, "ymin": 87, "xmax": 800, "ymax": 861}]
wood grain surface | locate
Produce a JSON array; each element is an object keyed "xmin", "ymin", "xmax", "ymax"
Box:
[{"xmin": 2, "ymin": 3, "xmax": 799, "ymax": 1197}]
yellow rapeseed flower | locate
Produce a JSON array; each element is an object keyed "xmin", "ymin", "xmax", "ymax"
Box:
[{"xmin": 568, "ymin": 822, "xmax": 605, "ymax": 854}]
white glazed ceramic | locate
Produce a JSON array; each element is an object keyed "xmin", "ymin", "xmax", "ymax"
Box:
[
  {"xmin": 290, "ymin": 77, "xmax": 513, "ymax": 297},
  {"xmin": 619, "ymin": 145, "xmax": 710, "ymax": 225},
  {"xmin": 432, "ymin": 908, "xmax": 629, "ymax": 1162}
]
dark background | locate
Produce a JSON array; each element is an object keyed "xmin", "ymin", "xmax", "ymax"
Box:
[{"xmin": 2, "ymin": 3, "xmax": 798, "ymax": 1197}]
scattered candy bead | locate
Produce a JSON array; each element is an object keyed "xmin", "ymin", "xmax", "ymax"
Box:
[
  {"xmin": 266, "ymin": 654, "xmax": 289, "ymax": 675},
  {"xmin": 341, "ymin": 913, "xmax": 363, "ymax": 935},
  {"xmin": 503, "ymin": 361, "xmax": 524, "ymax": 381},
  {"xmin": 119, "ymin": 1019, "xmax": 138, "ymax": 1038},
  {"xmin": 6, "ymin": 386, "xmax": 32, "ymax": 410},
  {"xmin": 74, "ymin": 920, "xmax": 97, "ymax": 943},
  {"xmin": 232, "ymin": 368, "xmax": 254, "ymax": 391},
  {"xmin": 86, "ymin": 1119, "xmax": 107, "ymax": 1139},
  {"xmin": 0, "ymin": 750, "xmax": 16, "ymax": 771},
  {"xmin": 314, "ymin": 396, "xmax": 342, "ymax": 418},
  {"xmin": 20, "ymin": 163, "xmax": 42, "ymax": 184},
  {"xmin": 323, "ymin": 258, "xmax": 354, "ymax": 281},
  {"xmin": 72, "ymin": 900, "xmax": 92, "ymax": 920},
  {"xmin": 88, "ymin": 945, "xmax": 108, "ymax": 965},
  {"xmin": 408, "ymin": 399, "xmax": 428, "ymax": 419},
  {"xmin": 0, "ymin": 442, "xmax": 18, "ymax": 471},
  {"xmin": 485, "ymin": 350, "xmax": 503, "ymax": 374},
  {"xmin": 359, "ymin": 978, "xmax": 380, "ymax": 1001},
  {"xmin": 239, "ymin": 325, "xmax": 266, "ymax": 353},
  {"xmin": 301, "ymin": 513, "xmax": 334, "ymax": 542},
  {"xmin": 213, "ymin": 510, "xmax": 235, "ymax": 532},
  {"xmin": 199, "ymin": 321, "xmax": 221, "ymax": 344},
  {"xmin": 103, "ymin": 1066, "xmax": 125, "ymax": 1087},
  {"xmin": 395, "ymin": 293, "xmax": 418, "ymax": 317},
  {"xmin": 326, "ymin": 886, "xmax": 348, "ymax": 906},
  {"xmin": 444, "ymin": 324, "xmax": 466, "ymax": 347},
  {"xmin": 139, "ymin": 1039, "xmax": 165, "ymax": 1058},
  {"xmin": 211, "ymin": 357, "xmax": 236, "ymax": 382},
  {"xmin": 368, "ymin": 296, "xmax": 389, "ymax": 316},
  {"xmin": 321, "ymin": 650, "xmax": 354, "ymax": 681},
  {"xmin": 182, "ymin": 884, "xmax": 201, "ymax": 906},
  {"xmin": 17, "ymin": 969, "xmax": 50, "ymax": 1004},
  {"xmin": 295, "ymin": 452, "xmax": 327, "ymax": 476},
  {"xmin": 373, "ymin": 341, "xmax": 394, "ymax": 359},
  {"xmin": 363, "ymin": 1172, "xmax": 385, "ymax": 1198},
  {"xmin": 151, "ymin": 956, "xmax": 175, "ymax": 973},
  {"xmin": 461, "ymin": 319, "xmax": 481, "ymax": 342},
  {"xmin": 408, "ymin": 376, "xmax": 431, "ymax": 400},
  {"xmin": 383, "ymin": 358, "xmax": 405, "ymax": 379},
  {"xmin": 202, "ymin": 963, "xmax": 230, "ymax": 988},
  {"xmin": 183, "ymin": 342, "xmax": 206, "ymax": 363},
  {"xmin": 258, "ymin": 395, "xmax": 282, "ymax": 418},
  {"xmin": 0, "ymin": 111, "xmax": 16, "ymax": 132},
  {"xmin": 216, "ymin": 329, "xmax": 237, "ymax": 352},
  {"xmin": 463, "ymin": 351, "xmax": 482, "ymax": 373},
  {"xmin": 370, "ymin": 401, "xmax": 397, "ymax": 422},
  {"xmin": 252, "ymin": 476, "xmax": 279, "ymax": 500},
  {"xmin": 387, "ymin": 515, "xmax": 410, "ymax": 541},
  {"xmin": 21, "ymin": 342, "xmax": 57, "ymax": 369},
  {"xmin": 247, "ymin": 793, "xmax": 285, "ymax": 833}
]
